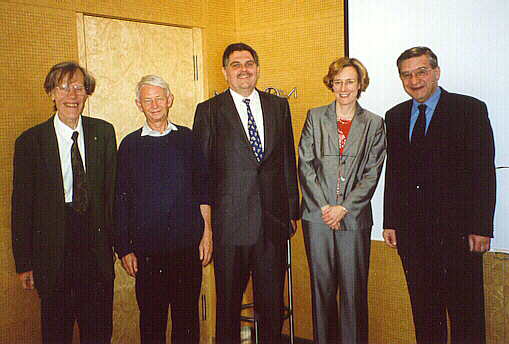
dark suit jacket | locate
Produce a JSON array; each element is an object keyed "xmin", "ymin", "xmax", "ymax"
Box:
[
  {"xmin": 193, "ymin": 89, "xmax": 300, "ymax": 246},
  {"xmin": 383, "ymin": 87, "xmax": 496, "ymax": 239},
  {"xmin": 11, "ymin": 115, "xmax": 117, "ymax": 298}
]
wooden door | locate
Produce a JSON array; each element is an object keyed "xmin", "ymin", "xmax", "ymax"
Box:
[{"xmin": 77, "ymin": 14, "xmax": 212, "ymax": 343}]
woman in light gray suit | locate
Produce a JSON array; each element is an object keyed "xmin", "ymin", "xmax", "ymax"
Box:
[{"xmin": 298, "ymin": 57, "xmax": 386, "ymax": 344}]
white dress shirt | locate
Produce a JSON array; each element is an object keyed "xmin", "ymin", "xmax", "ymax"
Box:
[
  {"xmin": 229, "ymin": 88, "xmax": 265, "ymax": 149},
  {"xmin": 54, "ymin": 114, "xmax": 86, "ymax": 203}
]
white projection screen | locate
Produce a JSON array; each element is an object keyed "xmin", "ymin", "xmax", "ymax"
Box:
[{"xmin": 348, "ymin": 0, "xmax": 509, "ymax": 253}]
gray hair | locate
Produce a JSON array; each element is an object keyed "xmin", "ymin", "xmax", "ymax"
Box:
[{"xmin": 135, "ymin": 75, "xmax": 171, "ymax": 102}]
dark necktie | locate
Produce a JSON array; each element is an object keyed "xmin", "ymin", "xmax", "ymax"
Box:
[
  {"xmin": 411, "ymin": 104, "xmax": 427, "ymax": 146},
  {"xmin": 243, "ymin": 98, "xmax": 263, "ymax": 162},
  {"xmin": 71, "ymin": 131, "xmax": 88, "ymax": 213}
]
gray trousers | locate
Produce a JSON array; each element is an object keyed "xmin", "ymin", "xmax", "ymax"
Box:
[{"xmin": 302, "ymin": 220, "xmax": 371, "ymax": 344}]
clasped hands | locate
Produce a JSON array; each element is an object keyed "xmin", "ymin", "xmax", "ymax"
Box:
[{"xmin": 321, "ymin": 204, "xmax": 348, "ymax": 230}]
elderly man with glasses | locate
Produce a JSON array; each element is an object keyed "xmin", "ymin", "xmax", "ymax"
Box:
[
  {"xmin": 383, "ymin": 47, "xmax": 496, "ymax": 344},
  {"xmin": 11, "ymin": 61, "xmax": 117, "ymax": 344}
]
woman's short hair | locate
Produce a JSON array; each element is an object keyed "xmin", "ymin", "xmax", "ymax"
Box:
[{"xmin": 323, "ymin": 57, "xmax": 369, "ymax": 98}]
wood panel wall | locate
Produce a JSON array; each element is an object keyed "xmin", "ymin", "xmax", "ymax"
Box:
[{"xmin": 0, "ymin": 0, "xmax": 506, "ymax": 343}]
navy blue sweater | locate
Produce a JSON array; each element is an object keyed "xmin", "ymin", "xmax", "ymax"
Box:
[{"xmin": 114, "ymin": 125, "xmax": 210, "ymax": 258}]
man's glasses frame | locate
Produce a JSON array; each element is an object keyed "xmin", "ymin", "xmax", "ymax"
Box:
[
  {"xmin": 400, "ymin": 67, "xmax": 433, "ymax": 81},
  {"xmin": 55, "ymin": 85, "xmax": 87, "ymax": 95}
]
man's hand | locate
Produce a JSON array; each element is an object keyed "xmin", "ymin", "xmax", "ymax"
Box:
[
  {"xmin": 199, "ymin": 204, "xmax": 213, "ymax": 267},
  {"xmin": 121, "ymin": 252, "xmax": 138, "ymax": 277},
  {"xmin": 383, "ymin": 229, "xmax": 398, "ymax": 249},
  {"xmin": 468, "ymin": 234, "xmax": 491, "ymax": 253},
  {"xmin": 18, "ymin": 271, "xmax": 35, "ymax": 290},
  {"xmin": 200, "ymin": 229, "xmax": 213, "ymax": 267}
]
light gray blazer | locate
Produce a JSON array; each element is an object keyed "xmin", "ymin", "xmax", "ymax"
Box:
[{"xmin": 298, "ymin": 101, "xmax": 386, "ymax": 230}]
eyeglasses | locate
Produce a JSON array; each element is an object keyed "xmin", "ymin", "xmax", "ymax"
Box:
[
  {"xmin": 400, "ymin": 67, "xmax": 433, "ymax": 81},
  {"xmin": 332, "ymin": 79, "xmax": 358, "ymax": 87},
  {"xmin": 55, "ymin": 85, "xmax": 86, "ymax": 95}
]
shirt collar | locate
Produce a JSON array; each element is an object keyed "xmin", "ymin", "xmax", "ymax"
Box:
[
  {"xmin": 412, "ymin": 86, "xmax": 441, "ymax": 113},
  {"xmin": 229, "ymin": 88, "xmax": 258, "ymax": 103},
  {"xmin": 54, "ymin": 113, "xmax": 84, "ymax": 141},
  {"xmin": 141, "ymin": 118, "xmax": 178, "ymax": 137}
]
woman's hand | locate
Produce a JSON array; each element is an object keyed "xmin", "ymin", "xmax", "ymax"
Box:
[{"xmin": 322, "ymin": 205, "xmax": 348, "ymax": 230}]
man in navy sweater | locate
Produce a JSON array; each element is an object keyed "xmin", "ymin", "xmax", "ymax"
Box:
[{"xmin": 114, "ymin": 75, "xmax": 212, "ymax": 344}]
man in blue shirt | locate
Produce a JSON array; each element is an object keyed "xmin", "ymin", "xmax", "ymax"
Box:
[
  {"xmin": 114, "ymin": 75, "xmax": 212, "ymax": 344},
  {"xmin": 383, "ymin": 47, "xmax": 496, "ymax": 343}
]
